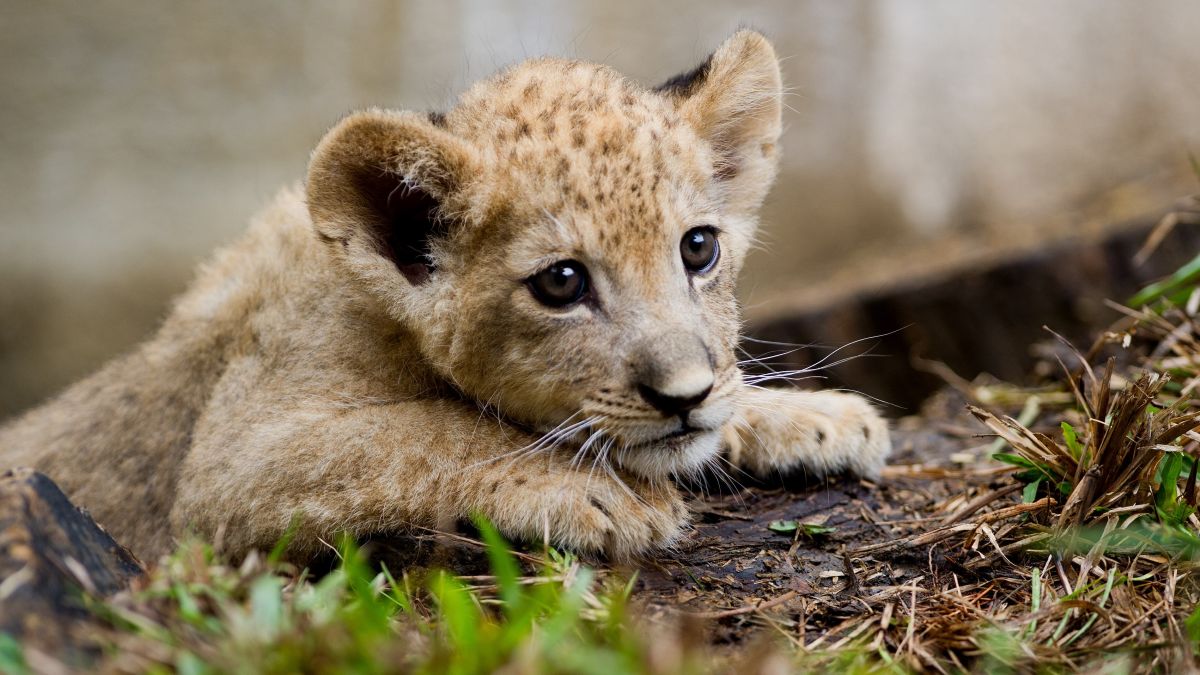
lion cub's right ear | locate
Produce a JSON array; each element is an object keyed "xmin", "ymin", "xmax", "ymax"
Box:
[{"xmin": 306, "ymin": 109, "xmax": 481, "ymax": 287}]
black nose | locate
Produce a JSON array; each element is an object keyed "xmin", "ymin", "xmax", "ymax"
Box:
[{"xmin": 637, "ymin": 383, "xmax": 713, "ymax": 417}]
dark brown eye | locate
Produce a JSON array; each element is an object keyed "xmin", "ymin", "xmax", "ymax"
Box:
[
  {"xmin": 527, "ymin": 260, "xmax": 589, "ymax": 307},
  {"xmin": 680, "ymin": 227, "xmax": 719, "ymax": 273}
]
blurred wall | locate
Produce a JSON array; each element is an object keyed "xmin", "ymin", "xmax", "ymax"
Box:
[{"xmin": 2, "ymin": 0, "xmax": 1199, "ymax": 416}]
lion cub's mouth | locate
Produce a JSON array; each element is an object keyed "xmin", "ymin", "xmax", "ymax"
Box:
[
  {"xmin": 612, "ymin": 425, "xmax": 723, "ymax": 479},
  {"xmin": 632, "ymin": 424, "xmax": 708, "ymax": 449}
]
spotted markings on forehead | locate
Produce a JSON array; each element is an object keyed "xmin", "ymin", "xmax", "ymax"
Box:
[{"xmin": 445, "ymin": 58, "xmax": 716, "ymax": 276}]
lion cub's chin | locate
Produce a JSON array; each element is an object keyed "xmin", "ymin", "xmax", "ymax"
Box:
[{"xmin": 611, "ymin": 428, "xmax": 723, "ymax": 480}]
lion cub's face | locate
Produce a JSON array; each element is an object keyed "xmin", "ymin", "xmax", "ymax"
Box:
[{"xmin": 307, "ymin": 31, "xmax": 782, "ymax": 479}]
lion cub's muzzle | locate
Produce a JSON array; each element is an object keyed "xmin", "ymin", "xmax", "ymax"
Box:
[{"xmin": 630, "ymin": 331, "xmax": 715, "ymax": 420}]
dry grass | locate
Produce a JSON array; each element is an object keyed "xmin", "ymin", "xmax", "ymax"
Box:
[{"xmin": 808, "ymin": 238, "xmax": 1200, "ymax": 672}]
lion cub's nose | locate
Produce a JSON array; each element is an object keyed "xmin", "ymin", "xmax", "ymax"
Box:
[{"xmin": 637, "ymin": 366, "xmax": 714, "ymax": 417}]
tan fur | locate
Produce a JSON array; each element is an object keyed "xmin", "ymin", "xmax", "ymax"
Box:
[{"xmin": 0, "ymin": 31, "xmax": 889, "ymax": 563}]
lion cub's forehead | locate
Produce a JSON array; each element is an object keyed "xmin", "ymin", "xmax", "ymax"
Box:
[{"xmin": 448, "ymin": 59, "xmax": 714, "ymax": 254}]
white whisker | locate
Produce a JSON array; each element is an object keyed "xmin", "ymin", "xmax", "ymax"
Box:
[
  {"xmin": 603, "ymin": 459, "xmax": 651, "ymax": 510},
  {"xmin": 569, "ymin": 427, "xmax": 607, "ymax": 470},
  {"xmin": 826, "ymin": 388, "xmax": 903, "ymax": 410},
  {"xmin": 466, "ymin": 412, "xmax": 594, "ymax": 470},
  {"xmin": 802, "ymin": 327, "xmax": 907, "ymax": 371}
]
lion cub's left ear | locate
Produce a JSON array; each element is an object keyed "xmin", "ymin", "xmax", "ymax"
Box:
[{"xmin": 657, "ymin": 30, "xmax": 783, "ymax": 216}]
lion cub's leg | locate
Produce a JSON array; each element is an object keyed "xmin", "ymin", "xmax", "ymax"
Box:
[
  {"xmin": 724, "ymin": 386, "xmax": 891, "ymax": 480},
  {"xmin": 173, "ymin": 399, "xmax": 686, "ymax": 560}
]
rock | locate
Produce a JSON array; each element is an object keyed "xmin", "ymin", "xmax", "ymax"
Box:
[{"xmin": 0, "ymin": 468, "xmax": 144, "ymax": 666}]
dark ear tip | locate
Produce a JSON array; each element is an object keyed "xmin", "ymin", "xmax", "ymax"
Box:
[
  {"xmin": 654, "ymin": 29, "xmax": 779, "ymax": 98},
  {"xmin": 654, "ymin": 52, "xmax": 714, "ymax": 97}
]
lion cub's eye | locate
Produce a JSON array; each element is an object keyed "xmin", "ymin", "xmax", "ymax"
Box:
[
  {"xmin": 680, "ymin": 227, "xmax": 719, "ymax": 274},
  {"xmin": 527, "ymin": 260, "xmax": 589, "ymax": 307}
]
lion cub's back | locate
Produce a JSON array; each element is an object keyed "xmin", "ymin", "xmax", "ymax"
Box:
[{"xmin": 0, "ymin": 185, "xmax": 321, "ymax": 557}]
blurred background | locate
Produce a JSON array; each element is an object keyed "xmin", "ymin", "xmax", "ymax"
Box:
[{"xmin": 2, "ymin": 0, "xmax": 1199, "ymax": 417}]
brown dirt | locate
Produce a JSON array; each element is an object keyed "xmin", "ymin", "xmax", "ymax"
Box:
[{"xmin": 633, "ymin": 389, "xmax": 1010, "ymax": 644}]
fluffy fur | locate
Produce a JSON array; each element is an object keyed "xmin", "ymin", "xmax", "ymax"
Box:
[{"xmin": 0, "ymin": 31, "xmax": 890, "ymax": 562}]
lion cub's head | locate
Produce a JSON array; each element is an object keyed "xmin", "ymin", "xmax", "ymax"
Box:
[{"xmin": 306, "ymin": 31, "xmax": 782, "ymax": 480}]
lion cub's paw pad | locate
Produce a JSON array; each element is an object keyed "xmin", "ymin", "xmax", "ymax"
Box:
[
  {"xmin": 523, "ymin": 472, "xmax": 689, "ymax": 560},
  {"xmin": 751, "ymin": 391, "xmax": 891, "ymax": 480}
]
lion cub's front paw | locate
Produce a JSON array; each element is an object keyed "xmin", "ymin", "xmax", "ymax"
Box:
[
  {"xmin": 479, "ymin": 463, "xmax": 688, "ymax": 560},
  {"xmin": 728, "ymin": 388, "xmax": 891, "ymax": 481}
]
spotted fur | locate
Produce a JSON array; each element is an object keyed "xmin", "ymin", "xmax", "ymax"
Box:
[{"xmin": 0, "ymin": 30, "xmax": 889, "ymax": 562}]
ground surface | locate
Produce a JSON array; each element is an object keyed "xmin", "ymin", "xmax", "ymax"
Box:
[
  {"xmin": 351, "ymin": 387, "xmax": 1010, "ymax": 654},
  {"xmin": 636, "ymin": 390, "xmax": 1010, "ymax": 647},
  {"xmin": 641, "ymin": 424, "xmax": 973, "ymax": 613}
]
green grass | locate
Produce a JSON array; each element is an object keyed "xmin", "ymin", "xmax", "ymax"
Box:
[
  {"xmin": 1128, "ymin": 252, "xmax": 1200, "ymax": 308},
  {"xmin": 81, "ymin": 520, "xmax": 713, "ymax": 675},
  {"xmin": 62, "ymin": 521, "xmax": 913, "ymax": 674}
]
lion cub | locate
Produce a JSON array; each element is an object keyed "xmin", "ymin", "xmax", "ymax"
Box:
[{"xmin": 0, "ymin": 30, "xmax": 889, "ymax": 562}]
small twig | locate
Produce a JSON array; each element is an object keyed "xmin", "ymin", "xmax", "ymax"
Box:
[
  {"xmin": 850, "ymin": 498, "xmax": 1056, "ymax": 556},
  {"xmin": 941, "ymin": 483, "xmax": 1023, "ymax": 525},
  {"xmin": 686, "ymin": 590, "xmax": 799, "ymax": 620}
]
